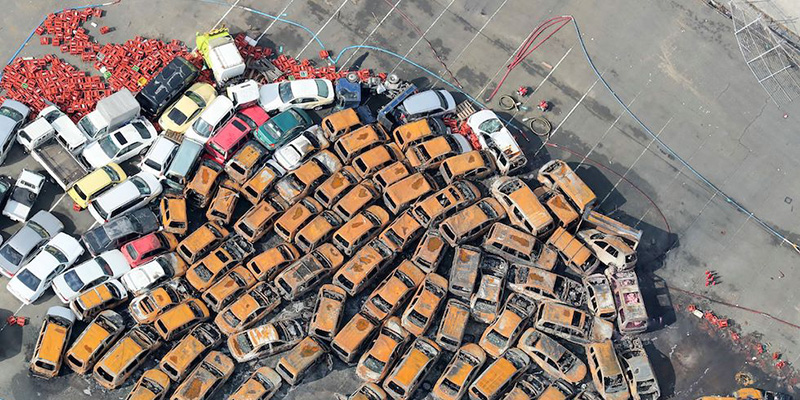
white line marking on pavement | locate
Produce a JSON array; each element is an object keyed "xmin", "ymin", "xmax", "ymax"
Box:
[
  {"xmin": 338, "ymin": 0, "xmax": 404, "ymax": 71},
  {"xmin": 256, "ymin": 0, "xmax": 297, "ymax": 42},
  {"xmin": 535, "ymin": 73, "xmax": 604, "ymax": 156},
  {"xmin": 579, "ymin": 88, "xmax": 644, "ymax": 165},
  {"xmin": 298, "ymin": 0, "xmax": 350, "ymax": 58},
  {"xmin": 49, "ymin": 193, "xmax": 67, "ymax": 213},
  {"xmin": 444, "ymin": 0, "xmax": 509, "ymax": 71},
  {"xmin": 508, "ymin": 47, "xmax": 572, "ymax": 122},
  {"xmin": 597, "ymin": 116, "xmax": 673, "ymax": 209},
  {"xmin": 475, "ymin": 34, "xmax": 532, "ymax": 100},
  {"xmin": 212, "ymin": 0, "xmax": 242, "ymax": 30},
  {"xmin": 389, "ymin": 0, "xmax": 456, "ymax": 74}
]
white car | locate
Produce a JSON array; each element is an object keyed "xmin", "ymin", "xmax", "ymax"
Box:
[
  {"xmin": 6, "ymin": 233, "xmax": 84, "ymax": 304},
  {"xmin": 2, "ymin": 169, "xmax": 46, "ymax": 223},
  {"xmin": 120, "ymin": 253, "xmax": 184, "ymax": 295},
  {"xmin": 273, "ymin": 125, "xmax": 329, "ymax": 171},
  {"xmin": 396, "ymin": 89, "xmax": 456, "ymax": 123},
  {"xmin": 138, "ymin": 136, "xmax": 178, "ymax": 178},
  {"xmin": 184, "ymin": 95, "xmax": 235, "ymax": 144},
  {"xmin": 467, "ymin": 109, "xmax": 526, "ymax": 174},
  {"xmin": 87, "ymin": 171, "xmax": 162, "ymax": 224},
  {"xmin": 80, "ymin": 118, "xmax": 157, "ymax": 169},
  {"xmin": 51, "ymin": 249, "xmax": 130, "ymax": 303},
  {"xmin": 258, "ymin": 79, "xmax": 334, "ymax": 113}
]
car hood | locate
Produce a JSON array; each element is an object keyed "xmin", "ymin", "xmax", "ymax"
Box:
[
  {"xmin": 81, "ymin": 141, "xmax": 113, "ymax": 169},
  {"xmin": 258, "ymin": 84, "xmax": 282, "ymax": 112}
]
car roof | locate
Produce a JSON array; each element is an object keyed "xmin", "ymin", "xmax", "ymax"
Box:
[
  {"xmin": 146, "ymin": 136, "xmax": 178, "ymax": 161},
  {"xmin": 199, "ymin": 95, "xmax": 234, "ymax": 124},
  {"xmin": 46, "ymin": 306, "xmax": 76, "ymax": 323},
  {"xmin": 403, "ymin": 90, "xmax": 452, "ymax": 115}
]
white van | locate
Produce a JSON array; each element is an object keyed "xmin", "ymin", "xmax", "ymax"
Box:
[
  {"xmin": 226, "ymin": 80, "xmax": 260, "ymax": 109},
  {"xmin": 183, "ymin": 95, "xmax": 234, "ymax": 144}
]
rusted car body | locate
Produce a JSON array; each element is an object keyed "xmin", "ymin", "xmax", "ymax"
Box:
[
  {"xmin": 227, "ymin": 318, "xmax": 307, "ymax": 362},
  {"xmin": 470, "ymin": 254, "xmax": 508, "ymax": 324},
  {"xmin": 435, "ymin": 298, "xmax": 471, "ymax": 352},
  {"xmin": 274, "ymin": 197, "xmax": 324, "ymax": 242},
  {"xmin": 356, "ymin": 316, "xmax": 411, "ymax": 383},
  {"xmin": 507, "ymin": 263, "xmax": 586, "ymax": 307},
  {"xmin": 537, "ymin": 159, "xmax": 596, "ymax": 216},
  {"xmin": 331, "ymin": 312, "xmax": 379, "ymax": 364},
  {"xmin": 439, "ymin": 198, "xmax": 506, "ymax": 247},
  {"xmin": 309, "ymin": 284, "xmax": 348, "ymax": 341},
  {"xmin": 410, "ymin": 230, "xmax": 447, "ymax": 273},
  {"xmin": 177, "ymin": 222, "xmax": 229, "ymax": 264},
  {"xmin": 65, "ymin": 310, "xmax": 125, "ymax": 375},
  {"xmin": 215, "ymin": 282, "xmax": 283, "ymax": 336},
  {"xmin": 361, "ymin": 260, "xmax": 426, "ymax": 323},
  {"xmin": 491, "ymin": 176, "xmax": 554, "ymax": 236},
  {"xmin": 245, "ymin": 243, "xmax": 300, "ymax": 281},
  {"xmin": 431, "ymin": 343, "xmax": 487, "ymax": 400},
  {"xmin": 518, "ymin": 328, "xmax": 587, "ymax": 383},
  {"xmin": 185, "ymin": 159, "xmax": 224, "ymax": 208},
  {"xmin": 273, "ymin": 243, "xmax": 346, "ymax": 300},
  {"xmin": 171, "ymin": 351, "xmax": 235, "ymax": 400},
  {"xmin": 159, "ymin": 323, "xmax": 223, "ymax": 381},
  {"xmin": 478, "ymin": 293, "xmax": 536, "ymax": 358},
  {"xmin": 547, "ymin": 226, "xmax": 599, "ymax": 276}
]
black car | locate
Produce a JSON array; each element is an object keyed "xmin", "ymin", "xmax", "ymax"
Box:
[
  {"xmin": 81, "ymin": 208, "xmax": 160, "ymax": 256},
  {"xmin": 0, "ymin": 175, "xmax": 14, "ymax": 209},
  {"xmin": 136, "ymin": 57, "xmax": 199, "ymax": 118}
]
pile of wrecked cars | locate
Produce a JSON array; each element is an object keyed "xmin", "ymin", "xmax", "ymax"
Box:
[{"xmin": 5, "ymin": 26, "xmax": 663, "ymax": 400}]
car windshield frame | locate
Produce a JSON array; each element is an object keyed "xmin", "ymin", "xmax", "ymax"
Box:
[
  {"xmin": 278, "ymin": 83, "xmax": 294, "ymax": 103},
  {"xmin": 192, "ymin": 118, "xmax": 213, "ymax": 138},
  {"xmin": 167, "ymin": 108, "xmax": 189, "ymax": 126},
  {"xmin": 0, "ymin": 106, "xmax": 24, "ymax": 122},
  {"xmin": 63, "ymin": 269, "xmax": 85, "ymax": 291},
  {"xmin": 98, "ymin": 136, "xmax": 121, "ymax": 157},
  {"xmin": 478, "ymin": 118, "xmax": 504, "ymax": 134},
  {"xmin": 0, "ymin": 245, "xmax": 23, "ymax": 266},
  {"xmin": 44, "ymin": 245, "xmax": 68, "ymax": 264},
  {"xmin": 101, "ymin": 165, "xmax": 121, "ymax": 181},
  {"xmin": 315, "ymin": 80, "xmax": 329, "ymax": 98},
  {"xmin": 130, "ymin": 176, "xmax": 151, "ymax": 195},
  {"xmin": 15, "ymin": 269, "xmax": 41, "ymax": 290},
  {"xmin": 132, "ymin": 121, "xmax": 152, "ymax": 139}
]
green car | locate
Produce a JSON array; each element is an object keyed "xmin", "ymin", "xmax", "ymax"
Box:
[{"xmin": 255, "ymin": 107, "xmax": 313, "ymax": 150}]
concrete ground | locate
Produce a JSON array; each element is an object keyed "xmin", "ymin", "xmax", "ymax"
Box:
[{"xmin": 1, "ymin": 0, "xmax": 800, "ymax": 399}]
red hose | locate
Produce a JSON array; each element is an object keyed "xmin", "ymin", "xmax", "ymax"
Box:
[{"xmin": 486, "ymin": 16, "xmax": 573, "ymax": 101}]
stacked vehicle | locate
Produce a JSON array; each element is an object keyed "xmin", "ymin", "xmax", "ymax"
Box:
[{"xmin": 2, "ymin": 31, "xmax": 668, "ymax": 400}]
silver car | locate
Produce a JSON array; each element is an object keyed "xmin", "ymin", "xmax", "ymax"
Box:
[
  {"xmin": 0, "ymin": 99, "xmax": 30, "ymax": 164},
  {"xmin": 0, "ymin": 210, "xmax": 63, "ymax": 278}
]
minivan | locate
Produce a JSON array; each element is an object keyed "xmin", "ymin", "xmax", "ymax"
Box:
[
  {"xmin": 136, "ymin": 57, "xmax": 199, "ymax": 118},
  {"xmin": 165, "ymin": 138, "xmax": 205, "ymax": 188},
  {"xmin": 537, "ymin": 159, "xmax": 597, "ymax": 217}
]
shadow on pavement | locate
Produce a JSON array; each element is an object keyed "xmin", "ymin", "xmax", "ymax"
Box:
[{"xmin": 0, "ymin": 308, "xmax": 24, "ymax": 363}]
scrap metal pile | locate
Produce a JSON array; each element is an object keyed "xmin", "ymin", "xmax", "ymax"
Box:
[{"xmin": 0, "ymin": 9, "xmax": 665, "ymax": 400}]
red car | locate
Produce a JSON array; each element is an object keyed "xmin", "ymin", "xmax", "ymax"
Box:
[
  {"xmin": 205, "ymin": 106, "xmax": 270, "ymax": 164},
  {"xmin": 121, "ymin": 231, "xmax": 179, "ymax": 267}
]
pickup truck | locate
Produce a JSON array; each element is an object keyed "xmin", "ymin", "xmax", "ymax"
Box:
[
  {"xmin": 21, "ymin": 106, "xmax": 91, "ymax": 190},
  {"xmin": 30, "ymin": 138, "xmax": 89, "ymax": 191},
  {"xmin": 196, "ymin": 28, "xmax": 246, "ymax": 84}
]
